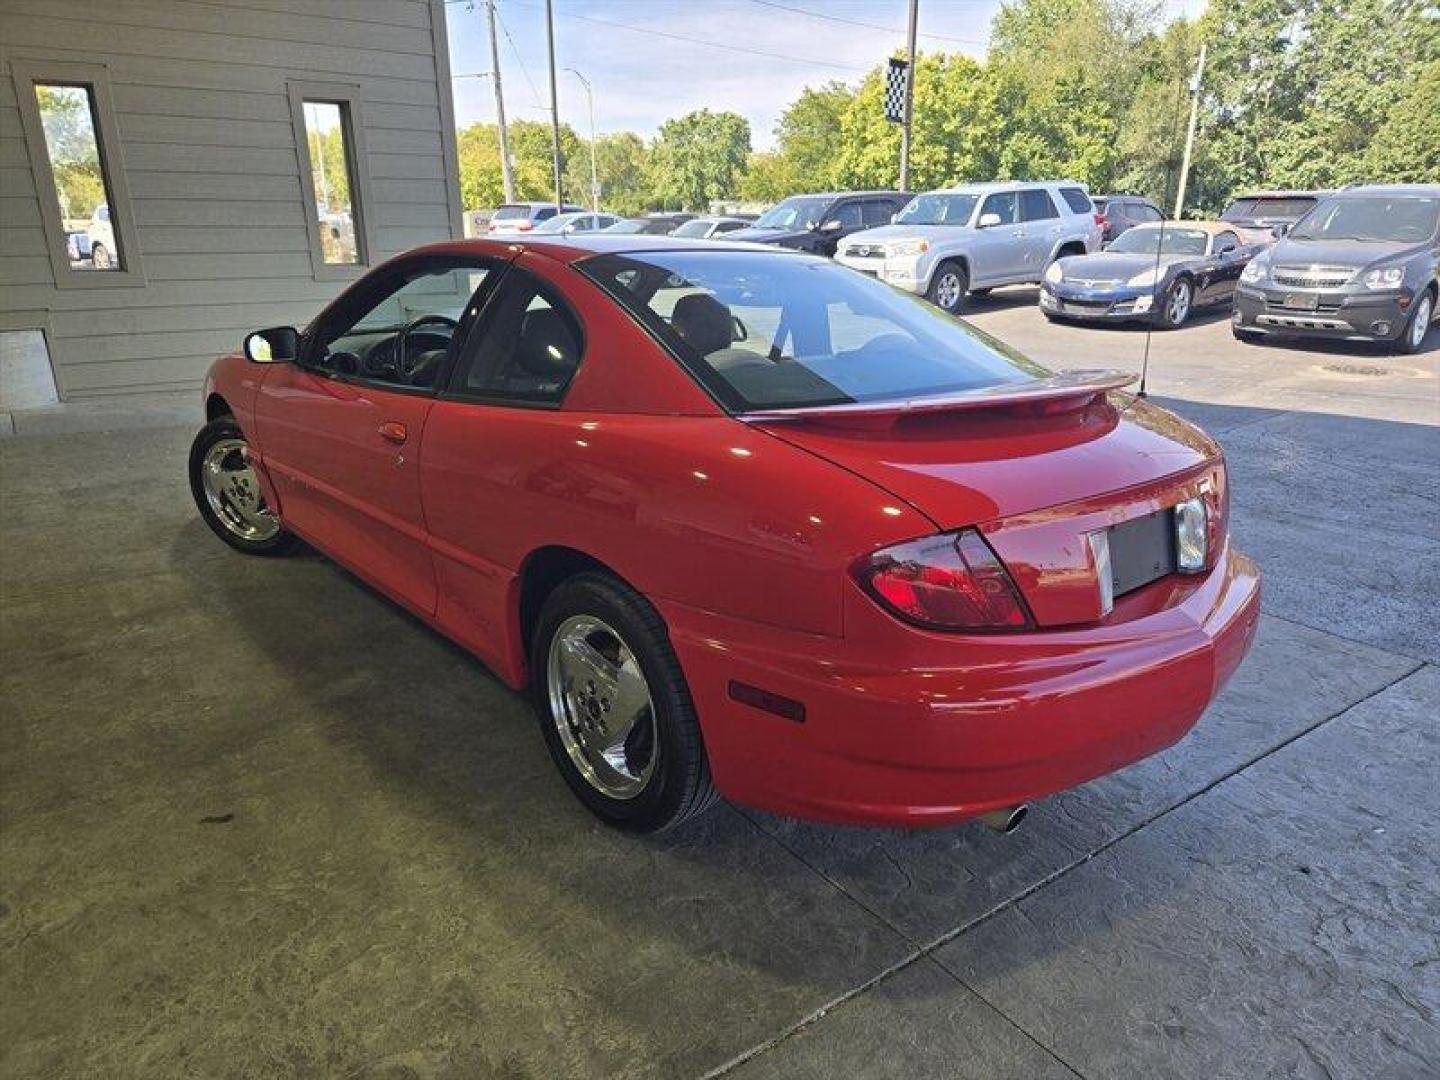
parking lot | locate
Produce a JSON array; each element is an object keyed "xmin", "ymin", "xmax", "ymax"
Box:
[{"xmin": 2, "ymin": 294, "xmax": 1437, "ymax": 1078}]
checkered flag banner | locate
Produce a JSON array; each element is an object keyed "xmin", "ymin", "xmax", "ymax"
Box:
[{"xmin": 884, "ymin": 58, "xmax": 909, "ymax": 124}]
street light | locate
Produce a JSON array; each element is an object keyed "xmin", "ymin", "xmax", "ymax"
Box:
[{"xmin": 565, "ymin": 67, "xmax": 600, "ymax": 212}]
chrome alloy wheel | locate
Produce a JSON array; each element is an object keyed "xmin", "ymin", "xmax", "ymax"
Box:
[
  {"xmin": 1167, "ymin": 280, "xmax": 1192, "ymax": 324},
  {"xmin": 933, "ymin": 271, "xmax": 963, "ymax": 310},
  {"xmin": 200, "ymin": 438, "xmax": 279, "ymax": 541},
  {"xmin": 1411, "ymin": 292, "xmax": 1433, "ymax": 350},
  {"xmin": 546, "ymin": 615, "xmax": 657, "ymax": 799}
]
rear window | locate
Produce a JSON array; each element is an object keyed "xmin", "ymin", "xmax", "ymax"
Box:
[
  {"xmin": 671, "ymin": 219, "xmax": 714, "ymax": 238},
  {"xmin": 492, "ymin": 205, "xmax": 532, "ymax": 221},
  {"xmin": 1221, "ymin": 196, "xmax": 1318, "ymax": 223},
  {"xmin": 1060, "ymin": 187, "xmax": 1093, "ymax": 213},
  {"xmin": 579, "ymin": 250, "xmax": 1048, "ymax": 412}
]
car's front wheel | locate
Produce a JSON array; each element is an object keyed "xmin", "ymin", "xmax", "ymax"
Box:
[
  {"xmin": 1157, "ymin": 277, "xmax": 1193, "ymax": 329},
  {"xmin": 532, "ymin": 572, "xmax": 717, "ymax": 832},
  {"xmin": 188, "ymin": 418, "xmax": 296, "ymax": 555},
  {"xmin": 926, "ymin": 261, "xmax": 969, "ymax": 315},
  {"xmin": 1393, "ymin": 287, "xmax": 1435, "ymax": 355}
]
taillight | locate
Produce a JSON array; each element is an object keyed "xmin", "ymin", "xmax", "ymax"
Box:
[
  {"xmin": 516, "ymin": 220, "xmax": 534, "ymax": 231},
  {"xmin": 1201, "ymin": 461, "xmax": 1228, "ymax": 567},
  {"xmin": 857, "ymin": 529, "xmax": 1032, "ymax": 631},
  {"xmin": 1094, "ymin": 212, "xmax": 1106, "ymax": 227}
]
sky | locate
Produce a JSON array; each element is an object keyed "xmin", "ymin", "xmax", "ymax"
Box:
[{"xmin": 445, "ymin": 0, "xmax": 1208, "ymax": 151}]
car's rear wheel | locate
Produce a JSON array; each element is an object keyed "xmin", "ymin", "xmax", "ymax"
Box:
[
  {"xmin": 1393, "ymin": 288, "xmax": 1434, "ymax": 355},
  {"xmin": 532, "ymin": 572, "xmax": 717, "ymax": 832},
  {"xmin": 188, "ymin": 418, "xmax": 296, "ymax": 555},
  {"xmin": 1158, "ymin": 278, "xmax": 1193, "ymax": 329},
  {"xmin": 926, "ymin": 261, "xmax": 969, "ymax": 315},
  {"xmin": 91, "ymin": 243, "xmax": 111, "ymax": 270}
]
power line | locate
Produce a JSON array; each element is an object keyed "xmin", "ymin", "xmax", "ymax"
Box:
[
  {"xmin": 503, "ymin": 0, "xmax": 872, "ymax": 74},
  {"xmin": 494, "ymin": 5, "xmax": 546, "ymax": 108},
  {"xmin": 746, "ymin": 0, "xmax": 988, "ymax": 47}
]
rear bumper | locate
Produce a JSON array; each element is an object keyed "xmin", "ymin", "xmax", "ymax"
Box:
[
  {"xmin": 1233, "ymin": 285, "xmax": 1411, "ymax": 342},
  {"xmin": 661, "ymin": 543, "xmax": 1260, "ymax": 827}
]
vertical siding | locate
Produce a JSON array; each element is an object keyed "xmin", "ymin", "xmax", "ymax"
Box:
[{"xmin": 0, "ymin": 0, "xmax": 459, "ymax": 400}]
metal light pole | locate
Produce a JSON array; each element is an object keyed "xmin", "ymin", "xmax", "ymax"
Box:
[
  {"xmin": 485, "ymin": 0, "xmax": 516, "ymax": 203},
  {"xmin": 544, "ymin": 0, "xmax": 564, "ymax": 208},
  {"xmin": 898, "ymin": 0, "xmax": 918, "ymax": 192},
  {"xmin": 566, "ymin": 68, "xmax": 599, "ymax": 211},
  {"xmin": 1173, "ymin": 41, "xmax": 1207, "ymax": 219}
]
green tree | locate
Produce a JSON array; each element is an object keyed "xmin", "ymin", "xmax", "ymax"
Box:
[
  {"xmin": 768, "ymin": 82, "xmax": 853, "ymax": 192},
  {"xmin": 1365, "ymin": 59, "xmax": 1440, "ymax": 182},
  {"xmin": 645, "ymin": 109, "xmax": 751, "ymax": 210},
  {"xmin": 456, "ymin": 119, "xmax": 584, "ymax": 209},
  {"xmin": 739, "ymin": 151, "xmax": 804, "ymax": 202},
  {"xmin": 589, "ymin": 131, "xmax": 651, "ymax": 215},
  {"xmin": 34, "ymin": 85, "xmax": 107, "ymax": 220}
]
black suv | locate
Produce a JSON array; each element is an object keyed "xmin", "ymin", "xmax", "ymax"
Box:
[
  {"xmin": 1094, "ymin": 194, "xmax": 1164, "ymax": 243},
  {"xmin": 724, "ymin": 191, "xmax": 912, "ymax": 256},
  {"xmin": 1232, "ymin": 185, "xmax": 1439, "ymax": 354}
]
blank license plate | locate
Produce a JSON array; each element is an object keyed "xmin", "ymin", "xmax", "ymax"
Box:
[
  {"xmin": 1108, "ymin": 509, "xmax": 1177, "ymax": 597},
  {"xmin": 1285, "ymin": 292, "xmax": 1319, "ymax": 311}
]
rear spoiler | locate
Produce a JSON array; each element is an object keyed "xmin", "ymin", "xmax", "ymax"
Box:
[{"xmin": 737, "ymin": 369, "xmax": 1137, "ymax": 431}]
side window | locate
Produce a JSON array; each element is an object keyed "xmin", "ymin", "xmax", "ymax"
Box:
[
  {"xmin": 980, "ymin": 191, "xmax": 1018, "ymax": 225},
  {"xmin": 860, "ymin": 199, "xmax": 895, "ymax": 226},
  {"xmin": 1020, "ymin": 189, "xmax": 1059, "ymax": 222},
  {"xmin": 536, "ymin": 207, "xmax": 557, "ymax": 222},
  {"xmin": 831, "ymin": 201, "xmax": 864, "ymax": 230},
  {"xmin": 1214, "ymin": 231, "xmax": 1240, "ymax": 254},
  {"xmin": 1059, "ymin": 187, "xmax": 1093, "ymax": 214},
  {"xmin": 310, "ymin": 260, "xmax": 493, "ymax": 390},
  {"xmin": 453, "ymin": 269, "xmax": 584, "ymax": 405},
  {"xmin": 12, "ymin": 60, "xmax": 145, "ymax": 287},
  {"xmin": 1137, "ymin": 204, "xmax": 1164, "ymax": 222}
]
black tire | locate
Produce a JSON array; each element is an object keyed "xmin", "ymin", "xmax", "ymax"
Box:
[
  {"xmin": 188, "ymin": 417, "xmax": 297, "ymax": 555},
  {"xmin": 1392, "ymin": 287, "xmax": 1435, "ymax": 355},
  {"xmin": 90, "ymin": 243, "xmax": 111, "ymax": 270},
  {"xmin": 1156, "ymin": 277, "xmax": 1194, "ymax": 329},
  {"xmin": 926, "ymin": 260, "xmax": 969, "ymax": 315},
  {"xmin": 531, "ymin": 572, "xmax": 718, "ymax": 833}
]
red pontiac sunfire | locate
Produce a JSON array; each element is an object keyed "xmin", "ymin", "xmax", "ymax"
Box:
[{"xmin": 191, "ymin": 235, "xmax": 1260, "ymax": 833}]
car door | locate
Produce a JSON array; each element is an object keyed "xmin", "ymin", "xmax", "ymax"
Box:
[
  {"xmin": 418, "ymin": 259, "xmax": 590, "ymax": 672},
  {"xmin": 1019, "ymin": 188, "xmax": 1064, "ymax": 275},
  {"xmin": 816, "ymin": 199, "xmax": 866, "ymax": 256},
  {"xmin": 1202, "ymin": 230, "xmax": 1245, "ymax": 303},
  {"xmin": 972, "ymin": 190, "xmax": 1024, "ymax": 284},
  {"xmin": 254, "ymin": 254, "xmax": 504, "ymax": 614}
]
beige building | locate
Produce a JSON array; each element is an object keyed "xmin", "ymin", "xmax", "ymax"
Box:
[{"xmin": 0, "ymin": 0, "xmax": 463, "ymax": 403}]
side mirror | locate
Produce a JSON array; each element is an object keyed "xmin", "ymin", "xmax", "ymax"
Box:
[
  {"xmin": 819, "ymin": 219, "xmax": 844, "ymax": 233},
  {"xmin": 243, "ymin": 325, "xmax": 298, "ymax": 364},
  {"xmin": 977, "ymin": 212, "xmax": 1002, "ymax": 228}
]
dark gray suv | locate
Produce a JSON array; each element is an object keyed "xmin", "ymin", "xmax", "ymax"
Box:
[{"xmin": 1232, "ymin": 185, "xmax": 1439, "ymax": 354}]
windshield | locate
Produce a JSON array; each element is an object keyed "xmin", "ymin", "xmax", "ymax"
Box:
[
  {"xmin": 895, "ymin": 193, "xmax": 978, "ymax": 226},
  {"xmin": 532, "ymin": 214, "xmax": 581, "ymax": 234},
  {"xmin": 753, "ymin": 196, "xmax": 831, "ymax": 231},
  {"xmin": 1108, "ymin": 225, "xmax": 1209, "ymax": 256},
  {"xmin": 1289, "ymin": 196, "xmax": 1440, "ymax": 243},
  {"xmin": 580, "ymin": 250, "xmax": 1048, "ymax": 411},
  {"xmin": 670, "ymin": 219, "xmax": 714, "ymax": 238},
  {"xmin": 603, "ymin": 219, "xmax": 646, "ymax": 233},
  {"xmin": 1221, "ymin": 196, "xmax": 1318, "ymax": 223}
]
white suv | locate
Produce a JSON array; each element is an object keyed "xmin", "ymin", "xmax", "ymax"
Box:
[{"xmin": 835, "ymin": 182, "xmax": 1102, "ymax": 314}]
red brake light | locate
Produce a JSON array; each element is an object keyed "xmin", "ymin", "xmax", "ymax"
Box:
[
  {"xmin": 1094, "ymin": 212, "xmax": 1107, "ymax": 226},
  {"xmin": 516, "ymin": 220, "xmax": 534, "ymax": 231},
  {"xmin": 1202, "ymin": 461, "xmax": 1228, "ymax": 567},
  {"xmin": 858, "ymin": 529, "xmax": 1031, "ymax": 631}
]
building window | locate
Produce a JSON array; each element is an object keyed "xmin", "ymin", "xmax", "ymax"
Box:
[
  {"xmin": 10, "ymin": 60, "xmax": 144, "ymax": 288},
  {"xmin": 287, "ymin": 82, "xmax": 375, "ymax": 279}
]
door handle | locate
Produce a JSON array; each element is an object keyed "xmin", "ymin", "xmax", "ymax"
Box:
[{"xmin": 378, "ymin": 421, "xmax": 408, "ymax": 444}]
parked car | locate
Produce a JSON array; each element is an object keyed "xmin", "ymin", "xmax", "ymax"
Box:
[
  {"xmin": 190, "ymin": 234, "xmax": 1259, "ymax": 834},
  {"xmin": 65, "ymin": 229, "xmax": 93, "ymax": 265},
  {"xmin": 1093, "ymin": 194, "xmax": 1164, "ymax": 243},
  {"xmin": 87, "ymin": 203, "xmax": 116, "ymax": 268},
  {"xmin": 530, "ymin": 211, "xmax": 621, "ymax": 235},
  {"xmin": 723, "ymin": 190, "xmax": 910, "ymax": 256},
  {"xmin": 1233, "ymin": 184, "xmax": 1439, "ymax": 354},
  {"xmin": 1040, "ymin": 221, "xmax": 1261, "ymax": 329},
  {"xmin": 1219, "ymin": 190, "xmax": 1330, "ymax": 244},
  {"xmin": 834, "ymin": 182, "xmax": 1102, "ymax": 315},
  {"xmin": 668, "ymin": 216, "xmax": 753, "ymax": 239},
  {"xmin": 602, "ymin": 213, "xmax": 695, "ymax": 235},
  {"xmin": 487, "ymin": 201, "xmax": 586, "ymax": 235}
]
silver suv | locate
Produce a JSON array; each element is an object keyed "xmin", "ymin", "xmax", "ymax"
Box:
[{"xmin": 835, "ymin": 181, "xmax": 1102, "ymax": 314}]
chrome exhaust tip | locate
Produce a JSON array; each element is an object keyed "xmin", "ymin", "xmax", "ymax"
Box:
[{"xmin": 977, "ymin": 804, "xmax": 1028, "ymax": 834}]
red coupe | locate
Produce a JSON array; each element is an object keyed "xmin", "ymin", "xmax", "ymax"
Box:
[{"xmin": 190, "ymin": 236, "xmax": 1260, "ymax": 833}]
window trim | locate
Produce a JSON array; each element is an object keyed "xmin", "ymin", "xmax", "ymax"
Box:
[
  {"xmin": 442, "ymin": 265, "xmax": 588, "ymax": 410},
  {"xmin": 287, "ymin": 80, "xmax": 378, "ymax": 281},
  {"xmin": 11, "ymin": 59, "xmax": 146, "ymax": 290}
]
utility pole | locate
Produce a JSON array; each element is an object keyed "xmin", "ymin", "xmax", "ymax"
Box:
[
  {"xmin": 898, "ymin": 0, "xmax": 918, "ymax": 192},
  {"xmin": 566, "ymin": 68, "xmax": 599, "ymax": 211},
  {"xmin": 544, "ymin": 0, "xmax": 563, "ymax": 209},
  {"xmin": 1173, "ymin": 41, "xmax": 1207, "ymax": 219},
  {"xmin": 485, "ymin": 0, "xmax": 516, "ymax": 203}
]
